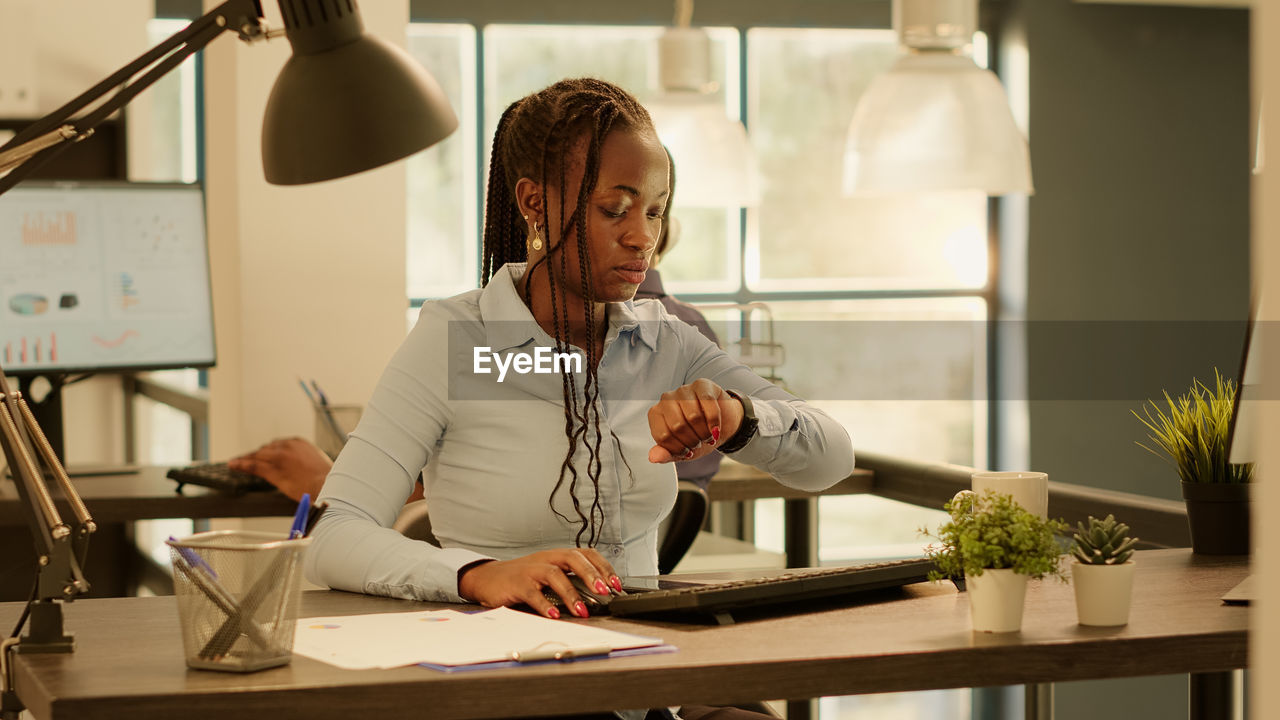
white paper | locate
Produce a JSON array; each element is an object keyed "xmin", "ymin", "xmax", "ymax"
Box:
[{"xmin": 292, "ymin": 607, "xmax": 663, "ymax": 670}]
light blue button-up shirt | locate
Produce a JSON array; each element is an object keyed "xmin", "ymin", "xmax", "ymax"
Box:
[{"xmin": 305, "ymin": 263, "xmax": 854, "ymax": 602}]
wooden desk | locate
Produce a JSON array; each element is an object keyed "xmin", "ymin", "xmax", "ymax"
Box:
[
  {"xmin": 2, "ymin": 549, "xmax": 1247, "ymax": 720},
  {"xmin": 708, "ymin": 461, "xmax": 873, "ymax": 568},
  {"xmin": 0, "ymin": 466, "xmax": 296, "ymax": 599}
]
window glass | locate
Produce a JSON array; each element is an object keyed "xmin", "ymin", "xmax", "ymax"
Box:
[
  {"xmin": 406, "ymin": 24, "xmax": 478, "ymax": 298},
  {"xmin": 136, "ymin": 19, "xmax": 198, "ymax": 183},
  {"xmin": 702, "ymin": 297, "xmax": 988, "ymax": 467},
  {"xmin": 747, "ymin": 28, "xmax": 989, "ymax": 291}
]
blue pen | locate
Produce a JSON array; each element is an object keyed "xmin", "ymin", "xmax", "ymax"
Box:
[
  {"xmin": 170, "ymin": 536, "xmax": 218, "ymax": 578},
  {"xmin": 290, "ymin": 493, "xmax": 312, "ymax": 539},
  {"xmin": 310, "ymin": 379, "xmax": 330, "ymax": 407},
  {"xmin": 298, "ymin": 377, "xmax": 318, "ymax": 405}
]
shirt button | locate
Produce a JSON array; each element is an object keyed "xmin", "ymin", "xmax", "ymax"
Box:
[{"xmin": 612, "ymin": 546, "xmax": 623, "ymax": 556}]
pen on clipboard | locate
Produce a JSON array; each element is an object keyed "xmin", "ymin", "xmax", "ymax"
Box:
[{"xmin": 509, "ymin": 641, "xmax": 613, "ymax": 663}]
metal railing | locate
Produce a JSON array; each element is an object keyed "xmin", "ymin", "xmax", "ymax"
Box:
[{"xmin": 856, "ymin": 450, "xmax": 1190, "ymax": 548}]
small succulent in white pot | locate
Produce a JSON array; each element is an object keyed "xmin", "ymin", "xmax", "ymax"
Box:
[{"xmin": 1070, "ymin": 514, "xmax": 1139, "ymax": 626}]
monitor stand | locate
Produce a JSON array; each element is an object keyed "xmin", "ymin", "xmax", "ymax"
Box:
[
  {"xmin": 18, "ymin": 373, "xmax": 66, "ymax": 464},
  {"xmin": 10, "ymin": 374, "xmax": 139, "ymax": 477}
]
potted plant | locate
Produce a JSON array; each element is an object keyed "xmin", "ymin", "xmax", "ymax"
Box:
[
  {"xmin": 922, "ymin": 489, "xmax": 1068, "ymax": 633},
  {"xmin": 1070, "ymin": 514, "xmax": 1139, "ymax": 626},
  {"xmin": 1133, "ymin": 369, "xmax": 1254, "ymax": 554}
]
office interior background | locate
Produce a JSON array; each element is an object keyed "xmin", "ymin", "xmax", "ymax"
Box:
[{"xmin": 1, "ymin": 0, "xmax": 1277, "ymax": 718}]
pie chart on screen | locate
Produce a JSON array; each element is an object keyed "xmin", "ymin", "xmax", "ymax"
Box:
[{"xmin": 8, "ymin": 293, "xmax": 48, "ymax": 315}]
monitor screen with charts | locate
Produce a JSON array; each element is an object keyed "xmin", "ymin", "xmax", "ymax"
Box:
[{"xmin": 0, "ymin": 182, "xmax": 216, "ymax": 375}]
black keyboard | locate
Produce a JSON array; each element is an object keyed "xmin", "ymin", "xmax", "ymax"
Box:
[
  {"xmin": 166, "ymin": 462, "xmax": 275, "ymax": 496},
  {"xmin": 608, "ymin": 557, "xmax": 936, "ymax": 622}
]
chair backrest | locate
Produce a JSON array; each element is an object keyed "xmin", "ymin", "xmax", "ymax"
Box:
[
  {"xmin": 393, "ymin": 499, "xmax": 439, "ymax": 546},
  {"xmin": 657, "ymin": 480, "xmax": 710, "ymax": 574}
]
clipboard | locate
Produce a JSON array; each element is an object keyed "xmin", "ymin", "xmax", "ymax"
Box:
[{"xmin": 293, "ymin": 607, "xmax": 671, "ymax": 671}]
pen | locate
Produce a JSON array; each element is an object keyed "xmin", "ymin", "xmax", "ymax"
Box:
[
  {"xmin": 289, "ymin": 493, "xmax": 312, "ymax": 539},
  {"xmin": 510, "ymin": 642, "xmax": 613, "ymax": 663},
  {"xmin": 310, "ymin": 378, "xmax": 347, "ymax": 445},
  {"xmin": 310, "ymin": 379, "xmax": 330, "ymax": 407},
  {"xmin": 171, "ymin": 538, "xmax": 218, "ymax": 578},
  {"xmin": 298, "ymin": 377, "xmax": 318, "ymax": 405},
  {"xmin": 167, "ymin": 539, "xmax": 272, "ymax": 653}
]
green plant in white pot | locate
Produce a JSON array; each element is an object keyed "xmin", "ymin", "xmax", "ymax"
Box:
[
  {"xmin": 1133, "ymin": 369, "xmax": 1253, "ymax": 554},
  {"xmin": 1070, "ymin": 514, "xmax": 1139, "ymax": 626},
  {"xmin": 922, "ymin": 489, "xmax": 1068, "ymax": 633}
]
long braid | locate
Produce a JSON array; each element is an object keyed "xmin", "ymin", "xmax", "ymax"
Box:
[{"xmin": 480, "ymin": 78, "xmax": 655, "ymax": 547}]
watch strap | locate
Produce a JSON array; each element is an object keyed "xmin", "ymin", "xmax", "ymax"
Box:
[{"xmin": 719, "ymin": 390, "xmax": 759, "ymax": 454}]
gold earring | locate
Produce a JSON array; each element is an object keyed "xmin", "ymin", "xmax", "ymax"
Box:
[{"xmin": 530, "ymin": 221, "xmax": 543, "ymax": 252}]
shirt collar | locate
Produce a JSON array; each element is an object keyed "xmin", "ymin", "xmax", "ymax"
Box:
[{"xmin": 479, "ymin": 263, "xmax": 658, "ymax": 352}]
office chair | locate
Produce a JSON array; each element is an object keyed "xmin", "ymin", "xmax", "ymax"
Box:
[
  {"xmin": 393, "ymin": 480, "xmax": 710, "ymax": 574},
  {"xmin": 393, "ymin": 499, "xmax": 438, "ymax": 545},
  {"xmin": 658, "ymin": 480, "xmax": 710, "ymax": 574}
]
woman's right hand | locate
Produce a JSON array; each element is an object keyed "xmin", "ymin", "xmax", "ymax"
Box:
[{"xmin": 457, "ymin": 548, "xmax": 622, "ymax": 619}]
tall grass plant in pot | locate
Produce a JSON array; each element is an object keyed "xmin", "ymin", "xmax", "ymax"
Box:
[
  {"xmin": 1134, "ymin": 370, "xmax": 1254, "ymax": 554},
  {"xmin": 921, "ymin": 489, "xmax": 1068, "ymax": 633}
]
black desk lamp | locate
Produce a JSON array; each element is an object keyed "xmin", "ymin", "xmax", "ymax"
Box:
[
  {"xmin": 0, "ymin": 0, "xmax": 458, "ymax": 192},
  {"xmin": 0, "ymin": 0, "xmax": 456, "ymax": 668}
]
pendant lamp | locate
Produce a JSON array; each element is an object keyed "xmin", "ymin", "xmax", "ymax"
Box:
[
  {"xmin": 647, "ymin": 0, "xmax": 760, "ymax": 207},
  {"xmin": 843, "ymin": 0, "xmax": 1032, "ymax": 195}
]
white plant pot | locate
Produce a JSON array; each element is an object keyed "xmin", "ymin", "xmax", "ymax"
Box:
[
  {"xmin": 1072, "ymin": 561, "xmax": 1136, "ymax": 626},
  {"xmin": 967, "ymin": 568, "xmax": 1029, "ymax": 633}
]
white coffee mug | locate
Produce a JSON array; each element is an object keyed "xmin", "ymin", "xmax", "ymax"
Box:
[{"xmin": 971, "ymin": 471, "xmax": 1049, "ymax": 519}]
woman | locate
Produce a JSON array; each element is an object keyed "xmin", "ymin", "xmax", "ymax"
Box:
[{"xmin": 305, "ymin": 78, "xmax": 852, "ymax": 622}]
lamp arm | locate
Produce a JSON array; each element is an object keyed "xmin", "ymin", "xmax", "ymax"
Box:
[
  {"xmin": 0, "ymin": 383, "xmax": 61, "ymax": 556},
  {"xmin": 0, "ymin": 0, "xmax": 266, "ymax": 196}
]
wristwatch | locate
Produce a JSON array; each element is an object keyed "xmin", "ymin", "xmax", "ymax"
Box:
[{"xmin": 719, "ymin": 390, "xmax": 758, "ymax": 454}]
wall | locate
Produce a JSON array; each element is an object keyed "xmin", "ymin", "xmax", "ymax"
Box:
[
  {"xmin": 1014, "ymin": 0, "xmax": 1251, "ymax": 718},
  {"xmin": 202, "ymin": 0, "xmax": 412, "ymax": 460}
]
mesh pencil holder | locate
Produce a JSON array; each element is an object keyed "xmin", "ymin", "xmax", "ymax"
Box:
[{"xmin": 167, "ymin": 530, "xmax": 311, "ymax": 672}]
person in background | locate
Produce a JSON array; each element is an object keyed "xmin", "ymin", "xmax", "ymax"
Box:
[
  {"xmin": 634, "ymin": 147, "xmax": 722, "ymax": 490},
  {"xmin": 228, "ymin": 437, "xmax": 329, "ymax": 501}
]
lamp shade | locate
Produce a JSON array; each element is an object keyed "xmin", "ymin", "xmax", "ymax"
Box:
[
  {"xmin": 843, "ymin": 52, "xmax": 1032, "ymax": 195},
  {"xmin": 261, "ymin": 0, "xmax": 458, "ymax": 185},
  {"xmin": 649, "ymin": 93, "xmax": 761, "ymax": 207},
  {"xmin": 650, "ymin": 26, "xmax": 760, "ymax": 207}
]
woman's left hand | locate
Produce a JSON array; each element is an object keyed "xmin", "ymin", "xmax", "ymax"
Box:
[{"xmin": 647, "ymin": 379, "xmax": 743, "ymax": 464}]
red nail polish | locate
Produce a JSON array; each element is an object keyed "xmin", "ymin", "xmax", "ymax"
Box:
[
  {"xmin": 594, "ymin": 579, "xmax": 609, "ymax": 595},
  {"xmin": 547, "ymin": 607, "xmax": 560, "ymax": 619},
  {"xmin": 575, "ymin": 601, "xmax": 589, "ymax": 617},
  {"xmin": 611, "ymin": 576, "xmax": 623, "ymax": 592},
  {"xmin": 711, "ymin": 426, "xmax": 721, "ymax": 444}
]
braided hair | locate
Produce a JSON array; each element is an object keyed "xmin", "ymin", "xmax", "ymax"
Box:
[{"xmin": 481, "ymin": 78, "xmax": 655, "ymax": 546}]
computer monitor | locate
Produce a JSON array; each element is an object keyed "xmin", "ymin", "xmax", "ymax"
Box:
[
  {"xmin": 0, "ymin": 181, "xmax": 216, "ymax": 461},
  {"xmin": 1227, "ymin": 304, "xmax": 1260, "ymax": 465}
]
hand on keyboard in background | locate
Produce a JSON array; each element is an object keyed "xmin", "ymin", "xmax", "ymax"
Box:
[{"xmin": 227, "ymin": 437, "xmax": 332, "ymax": 502}]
